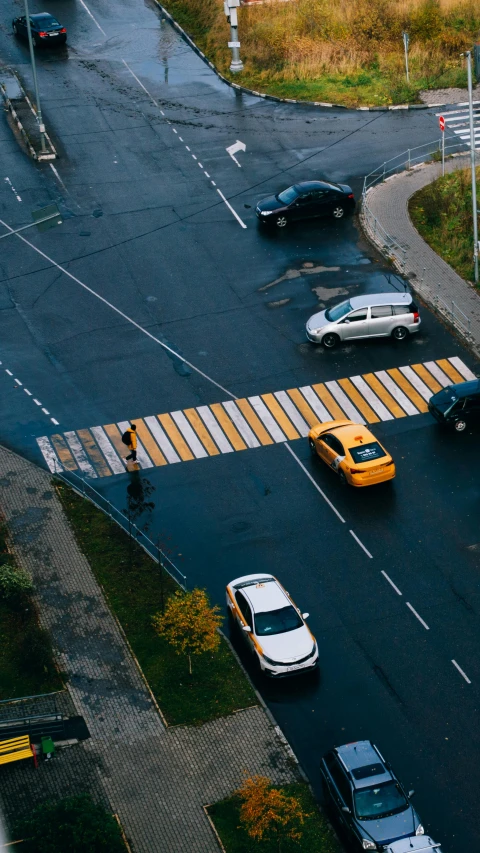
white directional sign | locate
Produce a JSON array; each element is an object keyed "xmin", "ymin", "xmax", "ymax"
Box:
[
  {"xmin": 436, "ymin": 104, "xmax": 480, "ymax": 149},
  {"xmin": 226, "ymin": 139, "xmax": 246, "ymax": 167}
]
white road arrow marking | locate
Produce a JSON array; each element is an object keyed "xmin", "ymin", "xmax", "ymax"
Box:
[{"xmin": 226, "ymin": 140, "xmax": 246, "ymax": 167}]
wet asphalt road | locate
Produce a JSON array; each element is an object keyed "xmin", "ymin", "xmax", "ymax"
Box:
[{"xmin": 1, "ymin": 0, "xmax": 480, "ymax": 849}]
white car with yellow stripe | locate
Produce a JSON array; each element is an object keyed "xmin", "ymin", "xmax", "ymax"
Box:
[{"xmin": 226, "ymin": 573, "xmax": 318, "ymax": 677}]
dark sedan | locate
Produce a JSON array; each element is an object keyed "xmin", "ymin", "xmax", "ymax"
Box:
[
  {"xmin": 255, "ymin": 180, "xmax": 355, "ymax": 228},
  {"xmin": 13, "ymin": 13, "xmax": 67, "ymax": 46}
]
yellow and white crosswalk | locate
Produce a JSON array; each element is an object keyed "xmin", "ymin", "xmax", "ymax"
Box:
[{"xmin": 36, "ymin": 356, "xmax": 476, "ymax": 478}]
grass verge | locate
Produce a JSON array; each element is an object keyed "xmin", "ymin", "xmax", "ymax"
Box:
[
  {"xmin": 409, "ymin": 164, "xmax": 480, "ymax": 285},
  {"xmin": 0, "ymin": 521, "xmax": 62, "ymax": 700},
  {"xmin": 55, "ymin": 482, "xmax": 256, "ymax": 726},
  {"xmin": 207, "ymin": 783, "xmax": 342, "ymax": 853},
  {"xmin": 158, "ymin": 0, "xmax": 477, "ymax": 107}
]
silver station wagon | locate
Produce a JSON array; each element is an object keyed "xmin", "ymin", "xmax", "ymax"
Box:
[{"xmin": 306, "ymin": 293, "xmax": 421, "ymax": 348}]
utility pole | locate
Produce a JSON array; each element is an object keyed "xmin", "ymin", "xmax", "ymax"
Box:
[
  {"xmin": 402, "ymin": 32, "xmax": 410, "ymax": 84},
  {"xmin": 224, "ymin": 0, "xmax": 243, "ymax": 73},
  {"xmin": 466, "ymin": 51, "xmax": 479, "ymax": 284},
  {"xmin": 23, "ymin": 0, "xmax": 47, "ymax": 153}
]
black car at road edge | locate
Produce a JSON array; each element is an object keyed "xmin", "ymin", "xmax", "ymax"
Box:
[
  {"xmin": 255, "ymin": 180, "xmax": 355, "ymax": 228},
  {"xmin": 13, "ymin": 13, "xmax": 67, "ymax": 46},
  {"xmin": 428, "ymin": 378, "xmax": 480, "ymax": 432}
]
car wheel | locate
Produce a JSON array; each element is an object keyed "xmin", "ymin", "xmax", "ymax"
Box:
[
  {"xmin": 454, "ymin": 419, "xmax": 467, "ymax": 432},
  {"xmin": 392, "ymin": 326, "xmax": 408, "ymax": 341},
  {"xmin": 309, "ymin": 438, "xmax": 317, "ymax": 454},
  {"xmin": 338, "ymin": 470, "xmax": 348, "ymax": 485},
  {"xmin": 332, "ymin": 206, "xmax": 345, "ymax": 219},
  {"xmin": 322, "ymin": 332, "xmax": 340, "ymax": 349},
  {"xmin": 275, "ymin": 215, "xmax": 288, "ymax": 228}
]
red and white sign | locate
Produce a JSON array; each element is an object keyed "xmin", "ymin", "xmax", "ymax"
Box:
[{"xmin": 439, "ymin": 115, "xmax": 445, "ymax": 132}]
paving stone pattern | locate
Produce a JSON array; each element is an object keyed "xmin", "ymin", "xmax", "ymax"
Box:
[
  {"xmin": 362, "ymin": 155, "xmax": 480, "ymax": 356},
  {"xmin": 0, "ymin": 446, "xmax": 300, "ymax": 852}
]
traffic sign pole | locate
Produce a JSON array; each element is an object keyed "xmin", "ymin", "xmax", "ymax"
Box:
[{"xmin": 439, "ymin": 115, "xmax": 445, "ymax": 176}]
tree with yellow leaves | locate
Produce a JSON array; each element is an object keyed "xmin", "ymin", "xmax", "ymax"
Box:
[
  {"xmin": 237, "ymin": 775, "xmax": 308, "ymax": 851},
  {"xmin": 152, "ymin": 588, "xmax": 222, "ymax": 675}
]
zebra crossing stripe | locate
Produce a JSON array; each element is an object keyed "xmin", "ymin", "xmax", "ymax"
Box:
[{"xmin": 35, "ymin": 356, "xmax": 477, "ymax": 477}]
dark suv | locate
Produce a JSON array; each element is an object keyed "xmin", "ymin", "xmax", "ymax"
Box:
[
  {"xmin": 320, "ymin": 741, "xmax": 424, "ymax": 850},
  {"xmin": 428, "ymin": 378, "xmax": 480, "ymax": 432}
]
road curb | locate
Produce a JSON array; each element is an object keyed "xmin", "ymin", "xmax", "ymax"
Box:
[
  {"xmin": 150, "ymin": 1, "xmax": 441, "ymax": 112},
  {"xmin": 0, "ymin": 68, "xmax": 56, "ymax": 160}
]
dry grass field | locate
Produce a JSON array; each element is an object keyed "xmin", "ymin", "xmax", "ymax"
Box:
[{"xmin": 164, "ymin": 0, "xmax": 480, "ymax": 104}]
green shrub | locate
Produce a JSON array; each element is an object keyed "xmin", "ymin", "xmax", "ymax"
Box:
[
  {"xmin": 0, "ymin": 564, "xmax": 33, "ymax": 601},
  {"xmin": 19, "ymin": 795, "xmax": 126, "ymax": 853}
]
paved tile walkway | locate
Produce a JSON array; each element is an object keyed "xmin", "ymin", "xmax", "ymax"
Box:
[
  {"xmin": 0, "ymin": 445, "xmax": 300, "ymax": 851},
  {"xmin": 36, "ymin": 357, "xmax": 476, "ymax": 478},
  {"xmin": 361, "ymin": 155, "xmax": 480, "ymax": 357}
]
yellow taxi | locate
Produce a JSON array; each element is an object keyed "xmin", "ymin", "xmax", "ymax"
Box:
[{"xmin": 308, "ymin": 420, "xmax": 395, "ymax": 487}]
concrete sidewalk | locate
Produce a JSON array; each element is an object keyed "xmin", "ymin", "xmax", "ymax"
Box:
[
  {"xmin": 0, "ymin": 446, "xmax": 300, "ymax": 852},
  {"xmin": 361, "ymin": 155, "xmax": 480, "ymax": 358}
]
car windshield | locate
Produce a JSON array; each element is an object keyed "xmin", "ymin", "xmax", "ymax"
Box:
[
  {"xmin": 255, "ymin": 605, "xmax": 303, "ymax": 636},
  {"xmin": 325, "ymin": 300, "xmax": 353, "ymax": 322},
  {"xmin": 276, "ymin": 186, "xmax": 299, "ymax": 205},
  {"xmin": 349, "ymin": 442, "xmax": 386, "ymax": 465},
  {"xmin": 354, "ymin": 781, "xmax": 408, "ymax": 820}
]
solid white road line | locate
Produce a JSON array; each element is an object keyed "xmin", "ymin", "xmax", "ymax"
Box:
[
  {"xmin": 248, "ymin": 396, "xmax": 287, "ymax": 443},
  {"xmin": 122, "ymin": 60, "xmax": 161, "ymax": 107},
  {"xmin": 49, "ymin": 163, "xmax": 68, "ymax": 193},
  {"xmin": 196, "ymin": 406, "xmax": 234, "ymax": 453},
  {"xmin": 299, "ymin": 386, "xmax": 331, "ymax": 422},
  {"xmin": 117, "ymin": 421, "xmax": 154, "ymax": 468},
  {"xmin": 326, "ymin": 381, "xmax": 365, "ymax": 424},
  {"xmin": 64, "ymin": 431, "xmax": 98, "ymax": 478},
  {"xmin": 284, "ymin": 444, "xmax": 346, "ymax": 523},
  {"xmin": 381, "ymin": 570, "xmax": 402, "ymax": 595},
  {"xmin": 350, "ymin": 375, "xmax": 393, "ymax": 420},
  {"xmin": 170, "ymin": 411, "xmax": 209, "ymax": 458},
  {"xmin": 451, "ymin": 659, "xmax": 471, "ymax": 684},
  {"xmin": 449, "ymin": 356, "xmax": 476, "ymax": 381},
  {"xmin": 274, "ymin": 391, "xmax": 310, "ymax": 437},
  {"xmin": 91, "ymin": 426, "xmax": 126, "ymax": 474},
  {"xmin": 375, "ymin": 371, "xmax": 419, "ymax": 415},
  {"xmin": 0, "ymin": 217, "xmax": 236, "ymax": 400},
  {"xmin": 215, "ymin": 188, "xmax": 247, "ymax": 229},
  {"xmin": 349, "ymin": 529, "xmax": 373, "ymax": 558},
  {"xmin": 406, "ymin": 602, "xmax": 430, "ymax": 630},
  {"xmin": 77, "ymin": 0, "xmax": 107, "ymax": 35},
  {"xmin": 222, "ymin": 402, "xmax": 260, "ymax": 449},
  {"xmin": 144, "ymin": 416, "xmax": 181, "ymax": 464}
]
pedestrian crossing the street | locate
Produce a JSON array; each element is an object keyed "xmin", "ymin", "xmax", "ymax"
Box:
[
  {"xmin": 36, "ymin": 357, "xmax": 477, "ymax": 478},
  {"xmin": 436, "ymin": 105, "xmax": 480, "ymax": 149}
]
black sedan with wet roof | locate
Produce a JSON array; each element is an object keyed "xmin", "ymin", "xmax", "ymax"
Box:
[
  {"xmin": 428, "ymin": 378, "xmax": 480, "ymax": 432},
  {"xmin": 255, "ymin": 180, "xmax": 355, "ymax": 228},
  {"xmin": 12, "ymin": 13, "xmax": 67, "ymax": 46}
]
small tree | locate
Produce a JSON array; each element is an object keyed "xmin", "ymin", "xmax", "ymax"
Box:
[
  {"xmin": 152, "ymin": 588, "xmax": 222, "ymax": 675},
  {"xmin": 0, "ymin": 563, "xmax": 33, "ymax": 601},
  {"xmin": 237, "ymin": 776, "xmax": 308, "ymax": 851}
]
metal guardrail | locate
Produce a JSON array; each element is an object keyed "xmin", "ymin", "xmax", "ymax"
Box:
[
  {"xmin": 362, "ymin": 135, "xmax": 470, "ymax": 195},
  {"xmin": 54, "ymin": 470, "xmax": 187, "ymax": 590}
]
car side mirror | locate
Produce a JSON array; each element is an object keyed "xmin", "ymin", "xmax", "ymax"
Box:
[
  {"xmin": 408, "ymin": 790, "xmax": 415, "ymax": 798},
  {"xmin": 302, "ymin": 612, "xmax": 310, "ymax": 619},
  {"xmin": 344, "ymin": 319, "xmax": 350, "ymax": 324},
  {"xmin": 341, "ymin": 806, "xmax": 350, "ymax": 813},
  {"xmin": 242, "ymin": 625, "xmax": 252, "ymax": 633}
]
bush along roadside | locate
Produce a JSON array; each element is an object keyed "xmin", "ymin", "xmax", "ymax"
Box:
[
  {"xmin": 0, "ymin": 517, "xmax": 62, "ymax": 699},
  {"xmin": 409, "ymin": 164, "xmax": 480, "ymax": 285},
  {"xmin": 155, "ymin": 0, "xmax": 478, "ymax": 107},
  {"xmin": 54, "ymin": 481, "xmax": 257, "ymax": 726},
  {"xmin": 207, "ymin": 780, "xmax": 342, "ymax": 853}
]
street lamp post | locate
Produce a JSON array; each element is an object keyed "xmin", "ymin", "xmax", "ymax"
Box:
[
  {"xmin": 402, "ymin": 32, "xmax": 410, "ymax": 84},
  {"xmin": 224, "ymin": 0, "xmax": 243, "ymax": 73},
  {"xmin": 466, "ymin": 50, "xmax": 479, "ymax": 284},
  {"xmin": 23, "ymin": 0, "xmax": 47, "ymax": 153}
]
